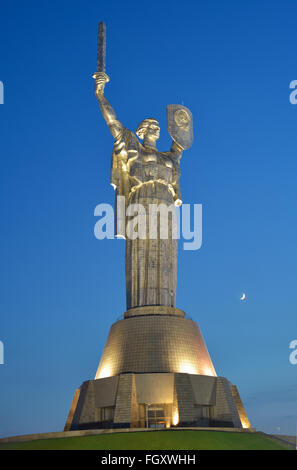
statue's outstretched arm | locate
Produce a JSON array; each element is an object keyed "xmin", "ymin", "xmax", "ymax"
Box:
[
  {"xmin": 169, "ymin": 141, "xmax": 183, "ymax": 206},
  {"xmin": 94, "ymin": 72, "xmax": 123, "ymax": 140},
  {"xmin": 170, "ymin": 140, "xmax": 183, "ymax": 155}
]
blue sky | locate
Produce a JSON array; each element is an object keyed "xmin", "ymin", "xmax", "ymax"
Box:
[{"xmin": 0, "ymin": 0, "xmax": 296, "ymax": 437}]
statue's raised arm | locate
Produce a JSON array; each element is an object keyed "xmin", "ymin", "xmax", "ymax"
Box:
[{"xmin": 94, "ymin": 72, "xmax": 124, "ymax": 140}]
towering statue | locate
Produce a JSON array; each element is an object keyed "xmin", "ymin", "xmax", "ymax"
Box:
[
  {"xmin": 94, "ymin": 59, "xmax": 193, "ymax": 310},
  {"xmin": 64, "ymin": 23, "xmax": 251, "ymax": 432}
]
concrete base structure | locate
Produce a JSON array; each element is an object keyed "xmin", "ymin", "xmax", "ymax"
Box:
[
  {"xmin": 66, "ymin": 372, "xmax": 250, "ymax": 431},
  {"xmin": 65, "ymin": 307, "xmax": 250, "ymax": 431}
]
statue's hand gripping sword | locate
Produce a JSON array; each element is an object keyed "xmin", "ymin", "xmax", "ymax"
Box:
[{"xmin": 92, "ymin": 22, "xmax": 109, "ymax": 92}]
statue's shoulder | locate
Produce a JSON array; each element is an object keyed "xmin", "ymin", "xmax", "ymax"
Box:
[{"xmin": 114, "ymin": 127, "xmax": 140, "ymax": 154}]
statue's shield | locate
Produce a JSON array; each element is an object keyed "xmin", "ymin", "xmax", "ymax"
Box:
[{"xmin": 167, "ymin": 104, "xmax": 193, "ymax": 150}]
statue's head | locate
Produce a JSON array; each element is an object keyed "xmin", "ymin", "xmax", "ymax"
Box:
[{"xmin": 136, "ymin": 118, "xmax": 160, "ymax": 141}]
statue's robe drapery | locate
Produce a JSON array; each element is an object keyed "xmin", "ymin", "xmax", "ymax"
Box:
[{"xmin": 111, "ymin": 128, "xmax": 182, "ymax": 310}]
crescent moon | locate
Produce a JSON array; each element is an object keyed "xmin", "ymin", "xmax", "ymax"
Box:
[{"xmin": 240, "ymin": 293, "xmax": 246, "ymax": 301}]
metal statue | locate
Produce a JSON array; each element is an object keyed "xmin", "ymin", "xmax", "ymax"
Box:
[{"xmin": 93, "ymin": 23, "xmax": 193, "ymax": 310}]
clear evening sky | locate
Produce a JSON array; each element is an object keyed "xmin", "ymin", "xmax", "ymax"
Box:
[{"xmin": 0, "ymin": 0, "xmax": 296, "ymax": 437}]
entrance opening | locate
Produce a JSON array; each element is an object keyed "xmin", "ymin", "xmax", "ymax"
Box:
[
  {"xmin": 138, "ymin": 403, "xmax": 172, "ymax": 428},
  {"xmin": 97, "ymin": 406, "xmax": 115, "ymax": 428},
  {"xmin": 194, "ymin": 405, "xmax": 214, "ymax": 426},
  {"xmin": 148, "ymin": 405, "xmax": 165, "ymax": 428}
]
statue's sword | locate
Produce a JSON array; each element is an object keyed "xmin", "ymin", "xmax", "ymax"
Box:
[
  {"xmin": 97, "ymin": 22, "xmax": 106, "ymax": 73},
  {"xmin": 93, "ymin": 22, "xmax": 108, "ymax": 81}
]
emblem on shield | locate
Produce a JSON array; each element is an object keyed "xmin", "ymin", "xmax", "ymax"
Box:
[{"xmin": 167, "ymin": 104, "xmax": 193, "ymax": 150}]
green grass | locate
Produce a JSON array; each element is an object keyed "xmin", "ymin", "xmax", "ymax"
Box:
[{"xmin": 0, "ymin": 430, "xmax": 292, "ymax": 450}]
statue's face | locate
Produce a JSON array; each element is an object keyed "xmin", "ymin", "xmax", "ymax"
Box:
[{"xmin": 146, "ymin": 123, "xmax": 160, "ymax": 141}]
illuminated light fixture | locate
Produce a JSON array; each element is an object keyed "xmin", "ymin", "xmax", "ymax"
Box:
[
  {"xmin": 202, "ymin": 367, "xmax": 216, "ymax": 377},
  {"xmin": 179, "ymin": 361, "xmax": 198, "ymax": 375},
  {"xmin": 97, "ymin": 365, "xmax": 112, "ymax": 379},
  {"xmin": 172, "ymin": 409, "xmax": 179, "ymax": 426},
  {"xmin": 241, "ymin": 419, "xmax": 250, "ymax": 429}
]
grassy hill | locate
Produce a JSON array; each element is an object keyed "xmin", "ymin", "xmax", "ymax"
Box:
[{"xmin": 0, "ymin": 430, "xmax": 293, "ymax": 450}]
